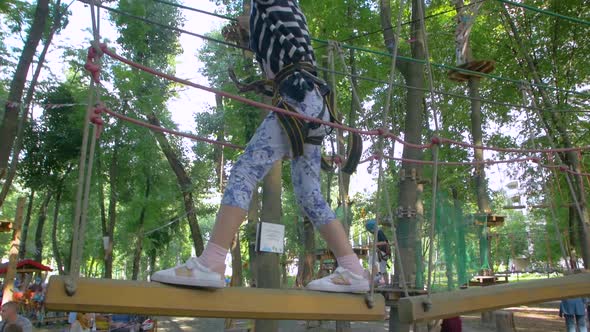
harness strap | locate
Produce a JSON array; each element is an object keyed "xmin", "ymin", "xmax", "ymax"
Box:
[{"xmin": 230, "ymin": 63, "xmax": 362, "ymax": 174}]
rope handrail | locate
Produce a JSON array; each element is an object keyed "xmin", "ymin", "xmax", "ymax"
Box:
[
  {"xmin": 101, "ymin": 107, "xmax": 244, "ymax": 150},
  {"xmin": 497, "ymin": 0, "xmax": 590, "ymax": 26},
  {"xmin": 97, "ymin": 43, "xmax": 590, "ymax": 155}
]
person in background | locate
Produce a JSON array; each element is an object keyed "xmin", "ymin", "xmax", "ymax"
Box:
[
  {"xmin": 365, "ymin": 219, "xmax": 391, "ymax": 286},
  {"xmin": 560, "ymin": 297, "xmax": 588, "ymax": 332},
  {"xmin": 0, "ymin": 302, "xmax": 32, "ymax": 332},
  {"xmin": 440, "ymin": 317, "xmax": 462, "ymax": 332}
]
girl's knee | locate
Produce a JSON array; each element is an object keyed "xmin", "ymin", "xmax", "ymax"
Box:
[{"xmin": 295, "ymin": 188, "xmax": 336, "ymax": 226}]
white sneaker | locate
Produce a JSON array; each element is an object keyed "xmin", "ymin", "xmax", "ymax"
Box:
[
  {"xmin": 306, "ymin": 267, "xmax": 370, "ymax": 293},
  {"xmin": 151, "ymin": 257, "xmax": 225, "ymax": 288}
]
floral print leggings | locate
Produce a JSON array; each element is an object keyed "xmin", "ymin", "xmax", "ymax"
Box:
[{"xmin": 221, "ymin": 88, "xmax": 337, "ymax": 226}]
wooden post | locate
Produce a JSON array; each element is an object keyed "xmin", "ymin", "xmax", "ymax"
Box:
[
  {"xmin": 255, "ymin": 158, "xmax": 283, "ymax": 332},
  {"xmin": 2, "ymin": 197, "xmax": 25, "ymax": 305},
  {"xmin": 494, "ymin": 310, "xmax": 516, "ymax": 332}
]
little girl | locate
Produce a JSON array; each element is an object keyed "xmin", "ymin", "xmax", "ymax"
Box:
[{"xmin": 152, "ymin": 0, "xmax": 369, "ymax": 293}]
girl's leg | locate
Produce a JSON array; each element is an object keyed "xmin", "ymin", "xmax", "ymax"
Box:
[
  {"xmin": 290, "ymin": 144, "xmax": 368, "ymax": 292},
  {"xmin": 152, "ymin": 113, "xmax": 289, "ymax": 286}
]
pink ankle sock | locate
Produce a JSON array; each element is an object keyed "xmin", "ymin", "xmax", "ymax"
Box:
[
  {"xmin": 197, "ymin": 242, "xmax": 228, "ymax": 274},
  {"xmin": 336, "ymin": 254, "xmax": 365, "ymax": 277}
]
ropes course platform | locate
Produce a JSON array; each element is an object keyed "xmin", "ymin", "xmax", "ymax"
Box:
[
  {"xmin": 45, "ymin": 276, "xmax": 386, "ymax": 321},
  {"xmin": 397, "ymin": 272, "xmax": 590, "ymax": 323},
  {"xmin": 447, "ymin": 60, "xmax": 496, "ymax": 82}
]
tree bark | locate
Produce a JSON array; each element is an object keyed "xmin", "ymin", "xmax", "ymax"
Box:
[
  {"xmin": 386, "ymin": 0, "xmax": 426, "ymax": 293},
  {"xmin": 19, "ymin": 190, "xmax": 34, "ymax": 259},
  {"xmin": 104, "ymin": 142, "xmax": 119, "ymax": 279},
  {"xmin": 51, "ymin": 185, "xmax": 64, "ymax": 275},
  {"xmin": 295, "ymin": 216, "xmax": 315, "ymax": 287},
  {"xmin": 214, "ymin": 94, "xmax": 226, "ymax": 190},
  {"xmin": 0, "ymin": 0, "xmax": 65, "ymax": 207},
  {"xmin": 34, "ymin": 191, "xmax": 53, "ymax": 262},
  {"xmin": 255, "ymin": 160, "xmax": 282, "ymax": 332},
  {"xmin": 132, "ymin": 177, "xmax": 151, "ymax": 280},
  {"xmin": 147, "ymin": 114, "xmax": 204, "ymax": 255},
  {"xmin": 247, "ymin": 188, "xmax": 259, "ymax": 286},
  {"xmin": 0, "ymin": 0, "xmax": 50, "ymax": 174}
]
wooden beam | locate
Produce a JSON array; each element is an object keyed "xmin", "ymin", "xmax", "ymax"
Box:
[
  {"xmin": 45, "ymin": 276, "xmax": 386, "ymax": 321},
  {"xmin": 398, "ymin": 272, "xmax": 590, "ymax": 323}
]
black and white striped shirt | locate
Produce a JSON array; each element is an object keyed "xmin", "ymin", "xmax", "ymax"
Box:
[{"xmin": 250, "ymin": 0, "xmax": 316, "ymax": 79}]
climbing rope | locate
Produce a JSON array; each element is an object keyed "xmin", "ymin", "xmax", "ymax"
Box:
[
  {"xmin": 370, "ymin": 0, "xmax": 411, "ymax": 300},
  {"xmin": 415, "ymin": 0, "xmax": 443, "ymax": 308},
  {"xmin": 67, "ymin": 0, "xmax": 104, "ymax": 295},
  {"xmin": 328, "ymin": 0, "xmax": 411, "ymax": 300}
]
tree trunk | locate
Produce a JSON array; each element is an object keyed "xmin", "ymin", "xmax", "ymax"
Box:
[
  {"xmin": 469, "ymin": 77, "xmax": 492, "ymax": 274},
  {"xmin": 0, "ymin": 1, "xmax": 65, "ymax": 207},
  {"xmin": 295, "ymin": 216, "xmax": 315, "ymax": 287},
  {"xmin": 230, "ymin": 233, "xmax": 243, "ymax": 287},
  {"xmin": 104, "ymin": 143, "xmax": 119, "ymax": 279},
  {"xmin": 132, "ymin": 177, "xmax": 151, "ymax": 280},
  {"xmin": 147, "ymin": 114, "xmax": 204, "ymax": 255},
  {"xmin": 0, "ymin": 0, "xmax": 50, "ymax": 174},
  {"xmin": 148, "ymin": 250, "xmax": 157, "ymax": 278},
  {"xmin": 385, "ymin": 0, "xmax": 426, "ymax": 293},
  {"xmin": 51, "ymin": 186, "xmax": 64, "ymax": 275},
  {"xmin": 501, "ymin": 7, "xmax": 590, "ymax": 268},
  {"xmin": 214, "ymin": 94, "xmax": 226, "ymax": 190},
  {"xmin": 247, "ymin": 189, "xmax": 259, "ymax": 286},
  {"xmin": 19, "ymin": 190, "xmax": 34, "ymax": 259},
  {"xmin": 34, "ymin": 191, "xmax": 53, "ymax": 262},
  {"xmin": 255, "ymin": 160, "xmax": 282, "ymax": 332}
]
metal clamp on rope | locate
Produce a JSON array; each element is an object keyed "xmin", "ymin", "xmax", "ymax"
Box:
[
  {"xmin": 64, "ymin": 275, "xmax": 78, "ymax": 296},
  {"xmin": 364, "ymin": 293, "xmax": 375, "ymax": 309}
]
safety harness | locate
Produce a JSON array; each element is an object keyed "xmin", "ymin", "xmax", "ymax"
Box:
[{"xmin": 229, "ymin": 62, "xmax": 362, "ymax": 175}]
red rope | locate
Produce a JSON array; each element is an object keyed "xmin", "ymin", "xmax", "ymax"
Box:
[
  {"xmin": 360, "ymin": 155, "xmax": 538, "ymax": 166},
  {"xmin": 101, "ymin": 108, "xmax": 244, "ymax": 150},
  {"xmin": 96, "ymin": 43, "xmax": 590, "ymax": 155}
]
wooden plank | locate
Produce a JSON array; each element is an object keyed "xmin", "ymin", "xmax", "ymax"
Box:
[
  {"xmin": 398, "ymin": 272, "xmax": 590, "ymax": 323},
  {"xmin": 45, "ymin": 276, "xmax": 386, "ymax": 321}
]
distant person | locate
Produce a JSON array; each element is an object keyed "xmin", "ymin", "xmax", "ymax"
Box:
[
  {"xmin": 440, "ymin": 316, "xmax": 462, "ymax": 332},
  {"xmin": 560, "ymin": 298, "xmax": 588, "ymax": 332},
  {"xmin": 365, "ymin": 219, "xmax": 391, "ymax": 285},
  {"xmin": 0, "ymin": 301, "xmax": 32, "ymax": 332}
]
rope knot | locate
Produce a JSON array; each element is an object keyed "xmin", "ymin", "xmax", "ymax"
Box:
[
  {"xmin": 372, "ymin": 153, "xmax": 382, "ymax": 161},
  {"xmin": 431, "ymin": 136, "xmax": 442, "ymax": 145},
  {"xmin": 90, "ymin": 104, "xmax": 107, "ymax": 138},
  {"xmin": 333, "ymin": 155, "xmax": 343, "ymax": 165},
  {"xmin": 530, "ymin": 157, "xmax": 541, "ymax": 164},
  {"xmin": 85, "ymin": 43, "xmax": 107, "ymax": 83},
  {"xmin": 559, "ymin": 165, "xmax": 569, "ymax": 172},
  {"xmin": 422, "ymin": 299, "xmax": 433, "ymax": 312}
]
